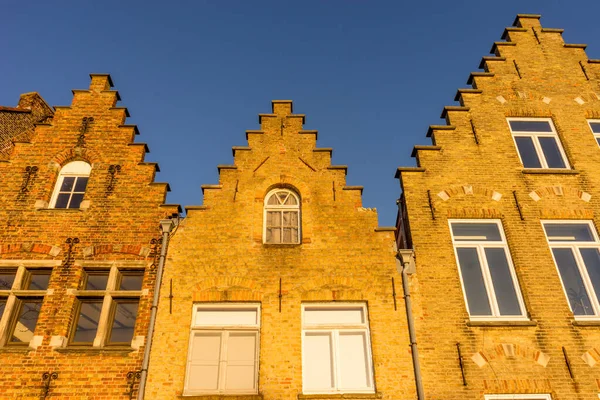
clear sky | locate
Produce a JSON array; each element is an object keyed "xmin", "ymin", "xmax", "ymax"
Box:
[{"xmin": 2, "ymin": 1, "xmax": 600, "ymax": 226}]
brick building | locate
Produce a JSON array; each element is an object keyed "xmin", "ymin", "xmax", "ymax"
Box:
[
  {"xmin": 142, "ymin": 101, "xmax": 416, "ymax": 399},
  {"xmin": 0, "ymin": 74, "xmax": 179, "ymax": 398},
  {"xmin": 396, "ymin": 14, "xmax": 600, "ymax": 400}
]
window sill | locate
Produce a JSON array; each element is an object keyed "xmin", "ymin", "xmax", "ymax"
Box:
[
  {"xmin": 38, "ymin": 208, "xmax": 84, "ymax": 212},
  {"xmin": 53, "ymin": 346, "xmax": 134, "ymax": 354},
  {"xmin": 262, "ymin": 243, "xmax": 302, "ymax": 248},
  {"xmin": 0, "ymin": 346, "xmax": 34, "ymax": 353},
  {"xmin": 179, "ymin": 395, "xmax": 263, "ymax": 399},
  {"xmin": 572, "ymin": 320, "xmax": 600, "ymax": 326},
  {"xmin": 522, "ymin": 169, "xmax": 579, "ymax": 175},
  {"xmin": 298, "ymin": 394, "xmax": 382, "ymax": 399},
  {"xmin": 466, "ymin": 320, "xmax": 537, "ymax": 327}
]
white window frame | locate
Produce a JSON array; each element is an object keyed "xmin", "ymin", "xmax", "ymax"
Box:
[
  {"xmin": 70, "ymin": 261, "xmax": 145, "ymax": 347},
  {"xmin": 449, "ymin": 219, "xmax": 528, "ymax": 321},
  {"xmin": 0, "ymin": 260, "xmax": 59, "ymax": 347},
  {"xmin": 485, "ymin": 395, "xmax": 552, "ymax": 400},
  {"xmin": 263, "ymin": 188, "xmax": 301, "ymax": 244},
  {"xmin": 49, "ymin": 161, "xmax": 91, "ymax": 208},
  {"xmin": 588, "ymin": 119, "xmax": 600, "ymax": 147},
  {"xmin": 542, "ymin": 220, "xmax": 600, "ymax": 320},
  {"xmin": 301, "ymin": 303, "xmax": 375, "ymax": 395},
  {"xmin": 507, "ymin": 117, "xmax": 570, "ymax": 169},
  {"xmin": 184, "ymin": 303, "xmax": 261, "ymax": 396}
]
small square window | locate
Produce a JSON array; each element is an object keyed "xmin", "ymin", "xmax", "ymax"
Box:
[
  {"xmin": 507, "ymin": 118, "xmax": 569, "ymax": 169},
  {"xmin": 588, "ymin": 120, "xmax": 600, "ymax": 147}
]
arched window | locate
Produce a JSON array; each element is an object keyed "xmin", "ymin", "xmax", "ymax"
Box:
[
  {"xmin": 264, "ymin": 188, "xmax": 300, "ymax": 244},
  {"xmin": 49, "ymin": 161, "xmax": 91, "ymax": 209}
]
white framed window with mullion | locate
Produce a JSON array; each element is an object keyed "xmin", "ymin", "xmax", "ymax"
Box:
[
  {"xmin": 184, "ymin": 304, "xmax": 260, "ymax": 395},
  {"xmin": 588, "ymin": 119, "xmax": 600, "ymax": 147},
  {"xmin": 449, "ymin": 220, "xmax": 528, "ymax": 320},
  {"xmin": 542, "ymin": 220, "xmax": 600, "ymax": 319},
  {"xmin": 507, "ymin": 117, "xmax": 569, "ymax": 169}
]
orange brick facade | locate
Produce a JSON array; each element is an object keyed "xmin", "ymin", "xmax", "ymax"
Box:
[
  {"xmin": 397, "ymin": 14, "xmax": 600, "ymax": 400},
  {"xmin": 0, "ymin": 74, "xmax": 179, "ymax": 399}
]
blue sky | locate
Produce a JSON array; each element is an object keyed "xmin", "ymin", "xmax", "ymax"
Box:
[{"xmin": 2, "ymin": 1, "xmax": 600, "ymax": 226}]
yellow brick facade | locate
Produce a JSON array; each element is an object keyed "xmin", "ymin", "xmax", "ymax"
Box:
[
  {"xmin": 144, "ymin": 101, "xmax": 416, "ymax": 399},
  {"xmin": 397, "ymin": 14, "xmax": 600, "ymax": 400}
]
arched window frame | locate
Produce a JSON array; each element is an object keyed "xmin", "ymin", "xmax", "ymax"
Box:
[
  {"xmin": 263, "ymin": 188, "xmax": 301, "ymax": 244},
  {"xmin": 49, "ymin": 161, "xmax": 91, "ymax": 209}
]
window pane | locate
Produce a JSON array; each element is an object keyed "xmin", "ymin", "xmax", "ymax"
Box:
[
  {"xmin": 515, "ymin": 137, "xmax": 542, "ymax": 168},
  {"xmin": 55, "ymin": 193, "xmax": 70, "ymax": 209},
  {"xmin": 73, "ymin": 301, "xmax": 102, "ymax": 343},
  {"xmin": 195, "ymin": 308, "xmax": 258, "ymax": 326},
  {"xmin": 0, "ymin": 299, "xmax": 6, "ymax": 320},
  {"xmin": 225, "ymin": 333, "xmax": 257, "ymax": 390},
  {"xmin": 544, "ymin": 223, "xmax": 595, "ymax": 242},
  {"xmin": 451, "ymin": 223, "xmax": 502, "ymax": 241},
  {"xmin": 109, "ymin": 301, "xmax": 139, "ymax": 343},
  {"xmin": 596, "ymin": 137, "xmax": 600, "ymax": 147},
  {"xmin": 539, "ymin": 137, "xmax": 566, "ymax": 168},
  {"xmin": 552, "ymin": 248, "xmax": 594, "ymax": 315},
  {"xmin": 85, "ymin": 272, "xmax": 109, "ymax": 290},
  {"xmin": 456, "ymin": 248, "xmax": 492, "ymax": 316},
  {"xmin": 74, "ymin": 177, "xmax": 89, "ymax": 192},
  {"xmin": 119, "ymin": 273, "xmax": 143, "ymax": 291},
  {"xmin": 284, "ymin": 195, "xmax": 298, "ymax": 205},
  {"xmin": 303, "ymin": 332, "xmax": 334, "ymax": 390},
  {"xmin": 509, "ymin": 120, "xmax": 553, "ymax": 132},
  {"xmin": 590, "ymin": 122, "xmax": 600, "ymax": 134},
  {"xmin": 267, "ymin": 194, "xmax": 279, "ymax": 205},
  {"xmin": 304, "ymin": 307, "xmax": 364, "ymax": 325},
  {"xmin": 0, "ymin": 270, "xmax": 17, "ymax": 290},
  {"xmin": 580, "ymin": 248, "xmax": 600, "ymax": 306},
  {"xmin": 10, "ymin": 300, "xmax": 42, "ymax": 343},
  {"xmin": 338, "ymin": 332, "xmax": 370, "ymax": 390},
  {"xmin": 68, "ymin": 193, "xmax": 84, "ymax": 209},
  {"xmin": 485, "ymin": 248, "xmax": 522, "ymax": 315},
  {"xmin": 28, "ymin": 271, "xmax": 51, "ymax": 290},
  {"xmin": 188, "ymin": 332, "xmax": 221, "ymax": 391},
  {"xmin": 60, "ymin": 176, "xmax": 75, "ymax": 191}
]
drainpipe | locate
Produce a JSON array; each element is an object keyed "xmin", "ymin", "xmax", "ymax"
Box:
[
  {"xmin": 137, "ymin": 218, "xmax": 175, "ymax": 400},
  {"xmin": 397, "ymin": 249, "xmax": 425, "ymax": 400}
]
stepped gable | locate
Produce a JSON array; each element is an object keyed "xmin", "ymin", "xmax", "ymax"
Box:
[
  {"xmin": 188, "ymin": 99, "xmax": 392, "ymax": 231},
  {"xmin": 397, "ymin": 13, "xmax": 600, "ymax": 180},
  {"xmin": 0, "ymin": 92, "xmax": 54, "ymax": 160}
]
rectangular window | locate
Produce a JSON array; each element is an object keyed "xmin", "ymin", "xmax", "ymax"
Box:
[
  {"xmin": 450, "ymin": 220, "xmax": 527, "ymax": 320},
  {"xmin": 543, "ymin": 221, "xmax": 600, "ymax": 318},
  {"xmin": 184, "ymin": 304, "xmax": 260, "ymax": 395},
  {"xmin": 588, "ymin": 120, "xmax": 600, "ymax": 147},
  {"xmin": 507, "ymin": 118, "xmax": 569, "ymax": 169},
  {"xmin": 71, "ymin": 267, "xmax": 143, "ymax": 346},
  {"xmin": 302, "ymin": 304, "xmax": 374, "ymax": 394},
  {"xmin": 0, "ymin": 267, "xmax": 52, "ymax": 346}
]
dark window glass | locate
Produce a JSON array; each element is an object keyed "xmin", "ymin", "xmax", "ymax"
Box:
[
  {"xmin": 84, "ymin": 272, "xmax": 109, "ymax": 290},
  {"xmin": 10, "ymin": 300, "xmax": 42, "ymax": 343},
  {"xmin": 0, "ymin": 270, "xmax": 17, "ymax": 290},
  {"xmin": 553, "ymin": 248, "xmax": 594, "ymax": 315},
  {"xmin": 109, "ymin": 301, "xmax": 139, "ymax": 343},
  {"xmin": 580, "ymin": 248, "xmax": 600, "ymax": 307},
  {"xmin": 73, "ymin": 301, "xmax": 102, "ymax": 343},
  {"xmin": 451, "ymin": 223, "xmax": 502, "ymax": 241},
  {"xmin": 591, "ymin": 122, "xmax": 600, "ymax": 134},
  {"xmin": 0, "ymin": 299, "xmax": 6, "ymax": 320},
  {"xmin": 55, "ymin": 193, "xmax": 71, "ymax": 209},
  {"xmin": 69, "ymin": 194, "xmax": 84, "ymax": 209},
  {"xmin": 515, "ymin": 137, "xmax": 542, "ymax": 168},
  {"xmin": 119, "ymin": 273, "xmax": 143, "ymax": 291},
  {"xmin": 485, "ymin": 248, "xmax": 521, "ymax": 315},
  {"xmin": 539, "ymin": 137, "xmax": 566, "ymax": 168},
  {"xmin": 544, "ymin": 224, "xmax": 595, "ymax": 242},
  {"xmin": 60, "ymin": 177, "xmax": 75, "ymax": 191},
  {"xmin": 28, "ymin": 271, "xmax": 51, "ymax": 290},
  {"xmin": 456, "ymin": 248, "xmax": 492, "ymax": 316},
  {"xmin": 596, "ymin": 138, "xmax": 600, "ymax": 147},
  {"xmin": 509, "ymin": 120, "xmax": 553, "ymax": 132},
  {"xmin": 74, "ymin": 177, "xmax": 89, "ymax": 192}
]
